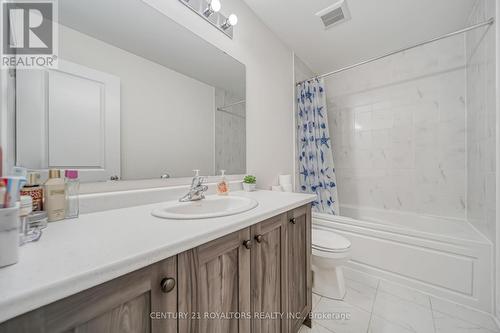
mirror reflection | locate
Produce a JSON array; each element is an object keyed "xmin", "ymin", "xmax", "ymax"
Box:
[{"xmin": 11, "ymin": 0, "xmax": 246, "ymax": 182}]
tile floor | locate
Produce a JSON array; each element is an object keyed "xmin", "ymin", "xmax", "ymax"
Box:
[{"xmin": 299, "ymin": 275, "xmax": 500, "ymax": 333}]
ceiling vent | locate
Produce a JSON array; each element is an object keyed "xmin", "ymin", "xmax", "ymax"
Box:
[{"xmin": 316, "ymin": 0, "xmax": 351, "ymax": 29}]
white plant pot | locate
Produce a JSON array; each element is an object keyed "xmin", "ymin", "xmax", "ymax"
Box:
[{"xmin": 242, "ymin": 183, "xmax": 256, "ymax": 192}]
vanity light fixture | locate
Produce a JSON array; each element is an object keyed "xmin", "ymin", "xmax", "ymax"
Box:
[
  {"xmin": 178, "ymin": 0, "xmax": 237, "ymax": 39},
  {"xmin": 203, "ymin": 0, "xmax": 221, "ymax": 17}
]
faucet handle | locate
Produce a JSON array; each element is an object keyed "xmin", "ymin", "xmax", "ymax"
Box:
[
  {"xmin": 193, "ymin": 176, "xmax": 205, "ymax": 186},
  {"xmin": 191, "ymin": 170, "xmax": 205, "ymax": 187}
]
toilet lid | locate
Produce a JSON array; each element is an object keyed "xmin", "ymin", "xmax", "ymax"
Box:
[{"xmin": 312, "ymin": 228, "xmax": 351, "ymax": 253}]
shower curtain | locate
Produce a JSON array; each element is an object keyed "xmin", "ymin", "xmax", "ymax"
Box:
[{"xmin": 296, "ymin": 78, "xmax": 339, "ymax": 215}]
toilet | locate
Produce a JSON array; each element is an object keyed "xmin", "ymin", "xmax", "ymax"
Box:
[{"xmin": 312, "ymin": 227, "xmax": 352, "ymax": 300}]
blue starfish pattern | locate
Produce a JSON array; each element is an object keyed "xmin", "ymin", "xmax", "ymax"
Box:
[
  {"xmin": 296, "ymin": 78, "xmax": 339, "ymax": 215},
  {"xmin": 317, "ymin": 132, "xmax": 330, "ymax": 149}
]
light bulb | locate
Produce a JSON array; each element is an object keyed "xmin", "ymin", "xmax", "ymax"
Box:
[
  {"xmin": 203, "ymin": 0, "xmax": 221, "ymax": 17},
  {"xmin": 221, "ymin": 14, "xmax": 238, "ymax": 29},
  {"xmin": 228, "ymin": 14, "xmax": 238, "ymax": 26},
  {"xmin": 210, "ymin": 0, "xmax": 221, "ymax": 12}
]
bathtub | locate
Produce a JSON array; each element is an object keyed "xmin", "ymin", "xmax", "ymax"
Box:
[{"xmin": 313, "ymin": 205, "xmax": 493, "ymax": 312}]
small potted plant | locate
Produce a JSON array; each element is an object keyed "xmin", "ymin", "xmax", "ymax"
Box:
[{"xmin": 242, "ymin": 175, "xmax": 257, "ymax": 192}]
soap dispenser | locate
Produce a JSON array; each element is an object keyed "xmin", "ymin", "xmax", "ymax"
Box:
[{"xmin": 217, "ymin": 170, "xmax": 229, "ymax": 195}]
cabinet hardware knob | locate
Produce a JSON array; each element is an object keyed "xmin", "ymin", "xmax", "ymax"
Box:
[
  {"xmin": 243, "ymin": 240, "xmax": 252, "ymax": 249},
  {"xmin": 160, "ymin": 277, "xmax": 176, "ymax": 293},
  {"xmin": 290, "ymin": 217, "xmax": 297, "ymax": 224},
  {"xmin": 255, "ymin": 234, "xmax": 263, "ymax": 243}
]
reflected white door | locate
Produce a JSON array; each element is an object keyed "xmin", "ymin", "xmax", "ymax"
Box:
[{"xmin": 16, "ymin": 60, "xmax": 120, "ymax": 182}]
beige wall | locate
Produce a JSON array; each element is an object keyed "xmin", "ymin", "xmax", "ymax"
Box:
[
  {"xmin": 294, "ymin": 55, "xmax": 315, "ymax": 84},
  {"xmin": 143, "ymin": 0, "xmax": 294, "ymax": 189}
]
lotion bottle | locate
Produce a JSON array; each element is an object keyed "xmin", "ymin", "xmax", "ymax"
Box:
[
  {"xmin": 44, "ymin": 169, "xmax": 66, "ymax": 222},
  {"xmin": 216, "ymin": 170, "xmax": 229, "ymax": 195}
]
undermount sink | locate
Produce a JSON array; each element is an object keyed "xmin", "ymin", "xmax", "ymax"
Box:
[{"xmin": 151, "ymin": 195, "xmax": 258, "ymax": 220}]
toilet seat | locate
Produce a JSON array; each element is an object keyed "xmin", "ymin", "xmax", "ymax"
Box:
[{"xmin": 312, "ymin": 228, "xmax": 351, "ymax": 253}]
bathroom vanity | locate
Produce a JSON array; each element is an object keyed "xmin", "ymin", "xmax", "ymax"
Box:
[{"xmin": 0, "ymin": 191, "xmax": 315, "ymax": 333}]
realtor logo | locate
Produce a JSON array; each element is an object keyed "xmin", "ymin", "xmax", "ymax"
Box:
[{"xmin": 1, "ymin": 0, "xmax": 58, "ymax": 68}]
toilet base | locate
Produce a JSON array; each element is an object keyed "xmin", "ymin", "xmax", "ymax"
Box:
[{"xmin": 312, "ymin": 264, "xmax": 347, "ymax": 300}]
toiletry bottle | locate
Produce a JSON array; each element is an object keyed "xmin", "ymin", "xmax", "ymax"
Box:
[
  {"xmin": 19, "ymin": 195, "xmax": 33, "ymax": 245},
  {"xmin": 44, "ymin": 169, "xmax": 66, "ymax": 222},
  {"xmin": 65, "ymin": 170, "xmax": 80, "ymax": 219},
  {"xmin": 2, "ymin": 176, "xmax": 25, "ymax": 208},
  {"xmin": 20, "ymin": 172, "xmax": 43, "ymax": 211},
  {"xmin": 216, "ymin": 170, "xmax": 229, "ymax": 195},
  {"xmin": 0, "ymin": 181, "xmax": 5, "ymax": 209}
]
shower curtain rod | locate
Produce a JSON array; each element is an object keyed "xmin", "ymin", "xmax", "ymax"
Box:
[
  {"xmin": 296, "ymin": 17, "xmax": 495, "ymax": 86},
  {"xmin": 216, "ymin": 99, "xmax": 246, "ymax": 118},
  {"xmin": 217, "ymin": 100, "xmax": 246, "ymax": 110},
  {"xmin": 216, "ymin": 107, "xmax": 246, "ymax": 119}
]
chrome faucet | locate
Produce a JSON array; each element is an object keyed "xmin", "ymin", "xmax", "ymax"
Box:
[{"xmin": 179, "ymin": 170, "xmax": 208, "ymax": 202}]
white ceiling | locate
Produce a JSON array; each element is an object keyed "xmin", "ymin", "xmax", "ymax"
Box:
[
  {"xmin": 243, "ymin": 0, "xmax": 477, "ymax": 75},
  {"xmin": 59, "ymin": 0, "xmax": 245, "ymax": 98}
]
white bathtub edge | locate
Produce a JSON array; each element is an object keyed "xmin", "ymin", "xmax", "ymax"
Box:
[{"xmin": 312, "ymin": 212, "xmax": 494, "ymax": 313}]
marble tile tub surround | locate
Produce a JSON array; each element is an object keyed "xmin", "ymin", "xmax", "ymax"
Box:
[
  {"xmin": 325, "ymin": 34, "xmax": 468, "ymax": 219},
  {"xmin": 215, "ymin": 88, "xmax": 246, "ymax": 175},
  {"xmin": 299, "ymin": 269, "xmax": 500, "ymax": 333},
  {"xmin": 466, "ymin": 0, "xmax": 496, "ymax": 244}
]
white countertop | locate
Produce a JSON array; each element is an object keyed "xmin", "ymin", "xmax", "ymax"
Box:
[{"xmin": 0, "ymin": 190, "xmax": 315, "ymax": 323}]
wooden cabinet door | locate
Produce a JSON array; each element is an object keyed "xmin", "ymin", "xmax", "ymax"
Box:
[
  {"xmin": 0, "ymin": 257, "xmax": 178, "ymax": 333},
  {"xmin": 250, "ymin": 213, "xmax": 288, "ymax": 333},
  {"xmin": 287, "ymin": 204, "xmax": 312, "ymax": 333},
  {"xmin": 177, "ymin": 228, "xmax": 251, "ymax": 333}
]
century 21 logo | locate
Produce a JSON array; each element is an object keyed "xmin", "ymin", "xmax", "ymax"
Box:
[{"xmin": 2, "ymin": 2, "xmax": 53, "ymax": 55}]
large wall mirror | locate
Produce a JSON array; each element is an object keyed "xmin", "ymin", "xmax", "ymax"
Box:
[{"xmin": 5, "ymin": 0, "xmax": 246, "ymax": 182}]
